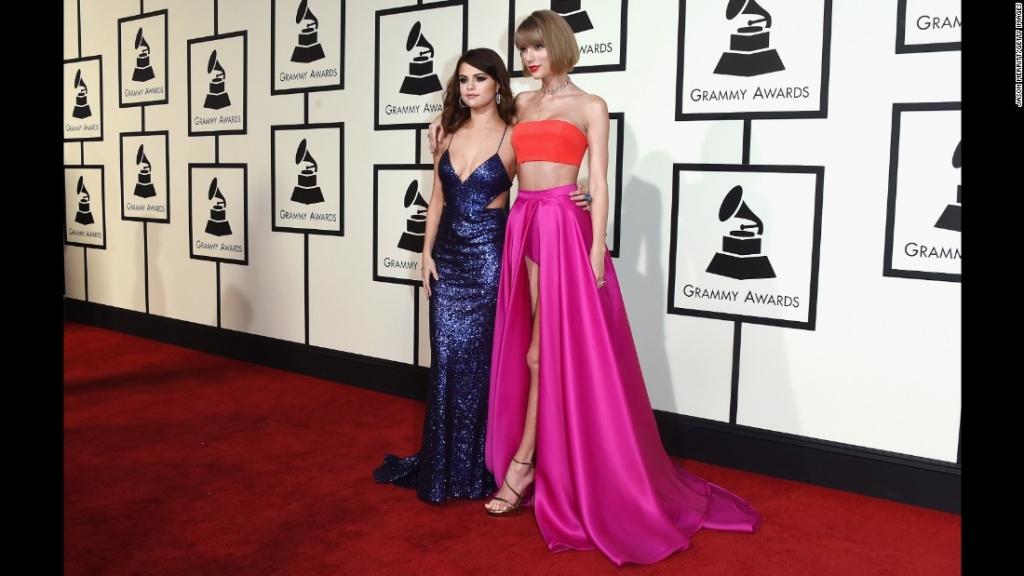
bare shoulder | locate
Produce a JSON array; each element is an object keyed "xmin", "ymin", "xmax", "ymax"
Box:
[
  {"xmin": 579, "ymin": 95, "xmax": 609, "ymax": 133},
  {"xmin": 581, "ymin": 93, "xmax": 609, "ymax": 116},
  {"xmin": 514, "ymin": 90, "xmax": 540, "ymax": 112},
  {"xmin": 516, "ymin": 90, "xmax": 540, "ymax": 102}
]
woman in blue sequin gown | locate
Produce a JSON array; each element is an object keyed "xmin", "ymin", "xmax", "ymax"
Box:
[
  {"xmin": 372, "ymin": 48, "xmax": 520, "ymax": 503},
  {"xmin": 374, "ymin": 48, "xmax": 590, "ymax": 503}
]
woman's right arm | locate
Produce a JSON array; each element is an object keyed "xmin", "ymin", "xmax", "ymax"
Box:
[{"xmin": 421, "ymin": 136, "xmax": 447, "ymax": 297}]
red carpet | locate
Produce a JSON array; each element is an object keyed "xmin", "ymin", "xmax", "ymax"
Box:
[{"xmin": 63, "ymin": 320, "xmax": 961, "ymax": 575}]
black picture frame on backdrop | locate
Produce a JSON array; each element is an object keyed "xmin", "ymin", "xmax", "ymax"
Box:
[
  {"xmin": 188, "ymin": 163, "xmax": 250, "ymax": 266},
  {"xmin": 63, "ymin": 165, "xmax": 107, "ymax": 250},
  {"xmin": 668, "ymin": 163, "xmax": 825, "ymax": 330},
  {"xmin": 117, "ymin": 10, "xmax": 169, "ymax": 108},
  {"xmin": 271, "ymin": 0, "xmax": 347, "ymax": 95},
  {"xmin": 119, "ymin": 131, "xmax": 171, "ymax": 224},
  {"xmin": 62, "ymin": 54, "xmax": 103, "ymax": 142},
  {"xmin": 895, "ymin": 0, "xmax": 962, "ymax": 54},
  {"xmin": 883, "ymin": 101, "xmax": 961, "ymax": 283},
  {"xmin": 372, "ymin": 164, "xmax": 435, "ymax": 286},
  {"xmin": 270, "ymin": 122, "xmax": 346, "ymax": 236},
  {"xmin": 675, "ymin": 0, "xmax": 833, "ymax": 121},
  {"xmin": 187, "ymin": 31, "xmax": 249, "ymax": 137},
  {"xmin": 374, "ymin": 0, "xmax": 468, "ymax": 131}
]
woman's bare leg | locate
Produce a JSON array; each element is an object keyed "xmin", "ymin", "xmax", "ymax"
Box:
[{"xmin": 485, "ymin": 257, "xmax": 541, "ymax": 512}]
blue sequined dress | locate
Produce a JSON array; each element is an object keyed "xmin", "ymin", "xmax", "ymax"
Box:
[{"xmin": 373, "ymin": 127, "xmax": 511, "ymax": 503}]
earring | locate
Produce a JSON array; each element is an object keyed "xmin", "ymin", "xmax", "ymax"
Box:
[
  {"xmin": 496, "ymin": 93, "xmax": 501, "ymax": 105},
  {"xmin": 460, "ymin": 98, "xmax": 467, "ymax": 108}
]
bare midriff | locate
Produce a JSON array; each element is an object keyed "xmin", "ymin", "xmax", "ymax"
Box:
[{"xmin": 517, "ymin": 162, "xmax": 579, "ymax": 192}]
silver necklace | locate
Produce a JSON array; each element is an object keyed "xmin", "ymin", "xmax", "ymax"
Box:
[{"xmin": 542, "ymin": 76, "xmax": 570, "ymax": 95}]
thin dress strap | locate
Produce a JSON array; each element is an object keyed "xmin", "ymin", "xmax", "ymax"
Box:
[
  {"xmin": 444, "ymin": 132, "xmax": 455, "ymax": 154},
  {"xmin": 495, "ymin": 125, "xmax": 509, "ymax": 152}
]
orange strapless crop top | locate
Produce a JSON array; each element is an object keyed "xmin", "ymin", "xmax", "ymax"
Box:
[{"xmin": 511, "ymin": 119, "xmax": 588, "ymax": 167}]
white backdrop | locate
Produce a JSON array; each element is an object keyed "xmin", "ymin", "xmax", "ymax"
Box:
[{"xmin": 63, "ymin": 0, "xmax": 962, "ymax": 464}]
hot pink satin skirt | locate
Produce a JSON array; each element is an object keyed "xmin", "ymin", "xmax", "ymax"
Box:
[{"xmin": 486, "ymin": 184, "xmax": 762, "ymax": 566}]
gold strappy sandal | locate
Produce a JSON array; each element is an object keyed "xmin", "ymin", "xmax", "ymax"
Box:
[{"xmin": 486, "ymin": 457, "xmax": 534, "ymax": 518}]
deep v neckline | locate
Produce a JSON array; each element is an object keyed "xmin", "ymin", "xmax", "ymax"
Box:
[
  {"xmin": 444, "ymin": 149, "xmax": 501, "ymax": 185},
  {"xmin": 443, "ymin": 125, "xmax": 510, "ymax": 185}
]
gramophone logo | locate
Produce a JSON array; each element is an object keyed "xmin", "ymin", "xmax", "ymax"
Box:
[
  {"xmin": 132, "ymin": 28, "xmax": 156, "ymax": 82},
  {"xmin": 72, "ymin": 70, "xmax": 92, "ymax": 119},
  {"xmin": 399, "ymin": 22, "xmax": 443, "ymax": 96},
  {"xmin": 714, "ymin": 0, "xmax": 786, "ymax": 77},
  {"xmin": 203, "ymin": 51, "xmax": 231, "ymax": 110},
  {"xmin": 133, "ymin": 145, "xmax": 157, "ymax": 198},
  {"xmin": 291, "ymin": 0, "xmax": 326, "ymax": 63},
  {"xmin": 397, "ymin": 180, "xmax": 429, "ymax": 252},
  {"xmin": 291, "ymin": 139, "xmax": 325, "ymax": 205},
  {"xmin": 934, "ymin": 140, "xmax": 960, "ymax": 232},
  {"xmin": 706, "ymin": 185, "xmax": 776, "ymax": 279},
  {"xmin": 204, "ymin": 178, "xmax": 233, "ymax": 236},
  {"xmin": 552, "ymin": 0, "xmax": 593, "ymax": 33},
  {"xmin": 74, "ymin": 176, "xmax": 95, "ymax": 225}
]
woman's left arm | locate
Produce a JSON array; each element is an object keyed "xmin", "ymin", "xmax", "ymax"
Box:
[{"xmin": 584, "ymin": 96, "xmax": 610, "ymax": 288}]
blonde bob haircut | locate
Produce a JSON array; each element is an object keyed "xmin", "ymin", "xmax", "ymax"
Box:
[{"xmin": 513, "ymin": 10, "xmax": 579, "ymax": 76}]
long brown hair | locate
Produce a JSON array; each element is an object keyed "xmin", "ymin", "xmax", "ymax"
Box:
[
  {"xmin": 514, "ymin": 10, "xmax": 579, "ymax": 76},
  {"xmin": 440, "ymin": 48, "xmax": 516, "ymax": 135}
]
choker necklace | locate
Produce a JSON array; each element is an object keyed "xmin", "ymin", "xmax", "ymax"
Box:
[{"xmin": 542, "ymin": 76, "xmax": 570, "ymax": 95}]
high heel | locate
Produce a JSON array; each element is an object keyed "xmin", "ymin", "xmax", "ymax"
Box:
[{"xmin": 485, "ymin": 457, "xmax": 534, "ymax": 518}]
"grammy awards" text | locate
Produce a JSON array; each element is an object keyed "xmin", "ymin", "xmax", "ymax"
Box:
[
  {"xmin": 682, "ymin": 284, "xmax": 800, "ymax": 308},
  {"xmin": 280, "ymin": 210, "xmax": 337, "ymax": 222},
  {"xmin": 194, "ymin": 115, "xmax": 242, "ymax": 125},
  {"xmin": 124, "ymin": 87, "xmax": 165, "ymax": 97},
  {"xmin": 279, "ymin": 68, "xmax": 339, "ymax": 82},
  {"xmin": 126, "ymin": 203, "xmax": 166, "ymax": 212},
  {"xmin": 690, "ymin": 86, "xmax": 810, "ymax": 102},
  {"xmin": 196, "ymin": 240, "xmax": 243, "ymax": 252},
  {"xmin": 68, "ymin": 228, "xmax": 102, "ymax": 238}
]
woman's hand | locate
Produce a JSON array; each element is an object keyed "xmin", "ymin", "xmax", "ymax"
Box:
[
  {"xmin": 422, "ymin": 255, "xmax": 439, "ymax": 298},
  {"xmin": 569, "ymin": 184, "xmax": 592, "ymax": 212},
  {"xmin": 590, "ymin": 247, "xmax": 606, "ymax": 290},
  {"xmin": 427, "ymin": 117, "xmax": 445, "ymax": 154}
]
